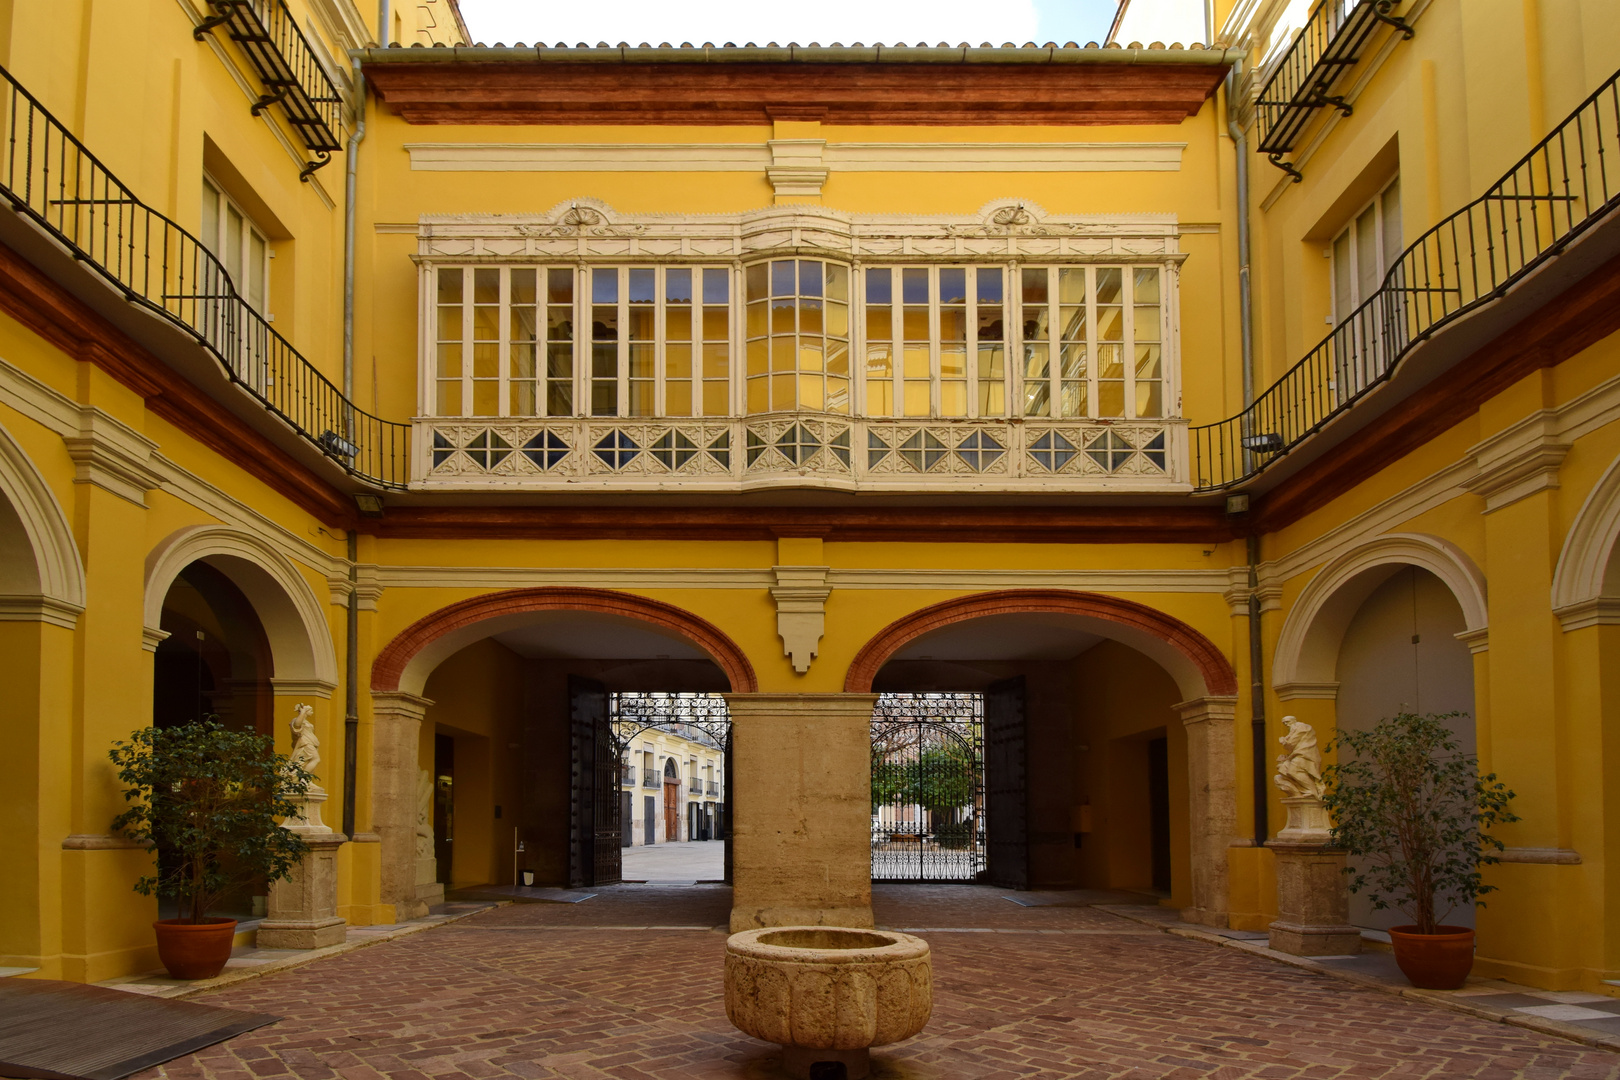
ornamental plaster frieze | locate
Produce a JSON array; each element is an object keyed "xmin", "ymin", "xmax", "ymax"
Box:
[{"xmin": 413, "ymin": 198, "xmax": 1188, "ymax": 264}]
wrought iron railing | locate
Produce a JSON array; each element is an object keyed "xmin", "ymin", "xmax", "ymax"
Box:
[
  {"xmin": 0, "ymin": 64, "xmax": 408, "ymax": 488},
  {"xmin": 1254, "ymin": 0, "xmax": 1412, "ymax": 179},
  {"xmin": 689, "ymin": 778, "xmax": 703, "ymax": 793},
  {"xmin": 195, "ymin": 0, "xmax": 345, "ymax": 175},
  {"xmin": 707, "ymin": 781, "xmax": 719, "ymax": 795},
  {"xmin": 1195, "ymin": 64, "xmax": 1620, "ymax": 490},
  {"xmin": 642, "ymin": 768, "xmax": 659, "ymax": 788}
]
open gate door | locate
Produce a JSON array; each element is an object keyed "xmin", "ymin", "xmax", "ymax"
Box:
[
  {"xmin": 984, "ymin": 676, "xmax": 1029, "ymax": 889},
  {"xmin": 568, "ymin": 676, "xmax": 621, "ymax": 887}
]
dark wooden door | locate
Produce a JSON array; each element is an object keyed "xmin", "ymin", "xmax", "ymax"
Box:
[
  {"xmin": 432, "ymin": 734, "xmax": 454, "ymax": 884},
  {"xmin": 985, "ymin": 676, "xmax": 1029, "ymax": 889},
  {"xmin": 644, "ymin": 795, "xmax": 655, "ymax": 845},
  {"xmin": 663, "ymin": 780, "xmax": 680, "ymax": 841},
  {"xmin": 568, "ymin": 675, "xmax": 620, "ymax": 887}
]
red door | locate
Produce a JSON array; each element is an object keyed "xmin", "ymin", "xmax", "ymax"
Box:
[{"xmin": 663, "ymin": 780, "xmax": 680, "ymax": 841}]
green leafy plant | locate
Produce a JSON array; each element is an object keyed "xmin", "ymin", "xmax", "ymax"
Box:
[
  {"xmin": 871, "ymin": 742, "xmax": 976, "ymax": 811},
  {"xmin": 1323, "ymin": 711, "xmax": 1517, "ymax": 934},
  {"xmin": 109, "ymin": 719, "xmax": 312, "ymax": 923}
]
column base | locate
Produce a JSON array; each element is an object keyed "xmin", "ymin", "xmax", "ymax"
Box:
[
  {"xmin": 1268, "ymin": 920, "xmax": 1362, "ymax": 956},
  {"xmin": 782, "ymin": 1046, "xmax": 869, "ymax": 1080},
  {"xmin": 416, "ymin": 881, "xmax": 446, "ymax": 909},
  {"xmin": 257, "ymin": 916, "xmax": 347, "ymax": 950},
  {"xmin": 1178, "ymin": 906, "xmax": 1229, "ymax": 929}
]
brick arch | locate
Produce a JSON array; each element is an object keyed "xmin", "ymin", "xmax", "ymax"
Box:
[
  {"xmin": 844, "ymin": 589, "xmax": 1237, "ymax": 699},
  {"xmin": 371, "ymin": 587, "xmax": 758, "ymax": 695}
]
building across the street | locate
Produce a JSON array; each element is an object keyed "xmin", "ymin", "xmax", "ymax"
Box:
[{"xmin": 2, "ymin": 0, "xmax": 1619, "ymax": 994}]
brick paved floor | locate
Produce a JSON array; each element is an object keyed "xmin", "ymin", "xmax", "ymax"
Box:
[{"xmin": 136, "ymin": 885, "xmax": 1620, "ymax": 1079}]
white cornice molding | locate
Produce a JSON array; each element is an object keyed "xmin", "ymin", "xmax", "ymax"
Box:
[
  {"xmin": 0, "ymin": 594, "xmax": 84, "ymax": 629},
  {"xmin": 415, "ymin": 197, "xmax": 1187, "ymax": 264},
  {"xmin": 63, "ymin": 409, "xmax": 165, "ymax": 506},
  {"xmin": 404, "ymin": 141, "xmax": 1187, "ymax": 175},
  {"xmin": 767, "ymin": 139, "xmax": 828, "ymax": 199},
  {"xmin": 1273, "ymin": 681, "xmax": 1339, "ymax": 701}
]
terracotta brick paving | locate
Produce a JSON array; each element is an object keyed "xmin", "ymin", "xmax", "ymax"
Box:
[{"xmin": 136, "ymin": 885, "xmax": 1620, "ymax": 1079}]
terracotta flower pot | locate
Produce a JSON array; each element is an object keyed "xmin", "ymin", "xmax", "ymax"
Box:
[
  {"xmin": 153, "ymin": 917, "xmax": 238, "ymax": 980},
  {"xmin": 1388, "ymin": 925, "xmax": 1475, "ymax": 989}
]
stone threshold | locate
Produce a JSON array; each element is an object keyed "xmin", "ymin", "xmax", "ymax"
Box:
[
  {"xmin": 1097, "ymin": 905, "xmax": 1620, "ymax": 1054},
  {"xmin": 95, "ymin": 902, "xmax": 501, "ymax": 1001}
]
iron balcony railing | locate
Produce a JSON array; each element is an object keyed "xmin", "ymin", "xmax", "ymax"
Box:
[
  {"xmin": 1194, "ymin": 63, "xmax": 1620, "ymax": 490},
  {"xmin": 1254, "ymin": 0, "xmax": 1412, "ymax": 179},
  {"xmin": 689, "ymin": 779, "xmax": 703, "ymax": 793},
  {"xmin": 195, "ymin": 0, "xmax": 345, "ymax": 175},
  {"xmin": 642, "ymin": 769, "xmax": 658, "ymax": 788},
  {"xmin": 0, "ymin": 64, "xmax": 408, "ymax": 488},
  {"xmin": 707, "ymin": 781, "xmax": 719, "ymax": 795}
]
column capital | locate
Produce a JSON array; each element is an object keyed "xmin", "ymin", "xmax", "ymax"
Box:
[
  {"xmin": 723, "ymin": 692, "xmax": 879, "ymax": 717},
  {"xmin": 271, "ymin": 678, "xmax": 339, "ymax": 699},
  {"xmin": 1174, "ymin": 695, "xmax": 1239, "ymax": 725},
  {"xmin": 370, "ymin": 690, "xmax": 434, "ymax": 720}
]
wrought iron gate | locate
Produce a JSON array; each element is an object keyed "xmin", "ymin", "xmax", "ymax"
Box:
[
  {"xmin": 568, "ymin": 676, "xmax": 621, "ymax": 887},
  {"xmin": 870, "ymin": 692, "xmax": 986, "ymax": 882},
  {"xmin": 609, "ymin": 692, "xmax": 731, "ymax": 881}
]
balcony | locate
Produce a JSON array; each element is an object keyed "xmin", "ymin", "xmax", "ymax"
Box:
[
  {"xmin": 642, "ymin": 769, "xmax": 659, "ymax": 788},
  {"xmin": 195, "ymin": 0, "xmax": 345, "ymax": 176},
  {"xmin": 415, "ymin": 415, "xmax": 1185, "ymax": 493},
  {"xmin": 1254, "ymin": 0, "xmax": 1413, "ymax": 180},
  {"xmin": 689, "ymin": 779, "xmax": 703, "ymax": 794},
  {"xmin": 707, "ymin": 781, "xmax": 719, "ymax": 796},
  {"xmin": 1196, "ymin": 62, "xmax": 1620, "ymax": 489}
]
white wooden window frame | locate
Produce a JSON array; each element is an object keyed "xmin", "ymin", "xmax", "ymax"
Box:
[
  {"xmin": 588, "ymin": 264, "xmax": 737, "ymax": 419},
  {"xmin": 200, "ymin": 174, "xmax": 271, "ymax": 317},
  {"xmin": 1330, "ymin": 174, "xmax": 1402, "ymax": 323},
  {"xmin": 856, "ymin": 265, "xmax": 1010, "ymax": 419}
]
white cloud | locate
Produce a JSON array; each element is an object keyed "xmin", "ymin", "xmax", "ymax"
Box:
[{"xmin": 456, "ymin": 0, "xmax": 1041, "ymax": 47}]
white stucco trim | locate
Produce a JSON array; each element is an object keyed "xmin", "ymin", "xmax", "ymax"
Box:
[
  {"xmin": 0, "ymin": 419, "xmax": 85, "ymax": 626},
  {"xmin": 1552, "ymin": 454, "xmax": 1620, "ymax": 630}
]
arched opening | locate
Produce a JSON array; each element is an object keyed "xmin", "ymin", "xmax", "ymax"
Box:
[
  {"xmin": 848, "ymin": 591, "xmax": 1237, "ymax": 921},
  {"xmin": 373, "ymin": 589, "xmax": 753, "ymax": 913},
  {"xmin": 152, "ymin": 561, "xmax": 274, "ymax": 735}
]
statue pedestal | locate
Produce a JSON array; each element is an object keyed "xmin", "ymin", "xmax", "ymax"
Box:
[
  {"xmin": 258, "ymin": 823, "xmax": 347, "ymax": 950},
  {"xmin": 1267, "ymin": 797, "xmax": 1359, "ymax": 957}
]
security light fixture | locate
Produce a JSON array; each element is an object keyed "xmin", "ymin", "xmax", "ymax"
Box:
[
  {"xmin": 1241, "ymin": 432, "xmax": 1285, "ymax": 453},
  {"xmin": 319, "ymin": 429, "xmax": 358, "ymax": 460},
  {"xmin": 354, "ymin": 494, "xmax": 385, "ymax": 517},
  {"xmin": 1226, "ymin": 494, "xmax": 1250, "ymax": 514}
]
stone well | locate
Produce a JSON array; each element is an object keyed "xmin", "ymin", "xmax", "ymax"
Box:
[{"xmin": 724, "ymin": 926, "xmax": 931, "ymax": 1079}]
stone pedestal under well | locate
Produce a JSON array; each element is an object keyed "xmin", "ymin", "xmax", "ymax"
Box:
[{"xmin": 258, "ymin": 827, "xmax": 347, "ymax": 950}]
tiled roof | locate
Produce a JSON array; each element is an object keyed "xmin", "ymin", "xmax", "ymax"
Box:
[{"xmin": 354, "ymin": 41, "xmax": 1238, "ymax": 65}]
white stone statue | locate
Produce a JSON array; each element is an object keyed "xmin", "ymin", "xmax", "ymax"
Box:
[
  {"xmin": 289, "ymin": 703, "xmax": 320, "ymax": 779},
  {"xmin": 1274, "ymin": 716, "xmax": 1326, "ymax": 800},
  {"xmin": 415, "ymin": 767, "xmax": 434, "ymax": 859}
]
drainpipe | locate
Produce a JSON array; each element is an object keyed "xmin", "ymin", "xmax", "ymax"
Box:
[
  {"xmin": 378, "ymin": 0, "xmax": 390, "ymax": 47},
  {"xmin": 1226, "ymin": 64, "xmax": 1267, "ymax": 847},
  {"xmin": 340, "ymin": 59, "xmax": 367, "ymax": 839}
]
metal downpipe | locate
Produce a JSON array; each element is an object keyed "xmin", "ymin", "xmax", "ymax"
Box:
[
  {"xmin": 341, "ymin": 59, "xmax": 367, "ymax": 838},
  {"xmin": 1226, "ymin": 66, "xmax": 1267, "ymax": 847}
]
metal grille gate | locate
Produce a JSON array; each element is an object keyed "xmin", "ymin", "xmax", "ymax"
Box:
[
  {"xmin": 609, "ymin": 692, "xmax": 730, "ymax": 880},
  {"xmin": 870, "ymin": 692, "xmax": 987, "ymax": 882}
]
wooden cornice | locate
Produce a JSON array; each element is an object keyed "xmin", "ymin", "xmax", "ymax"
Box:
[
  {"xmin": 372, "ymin": 504, "xmax": 1238, "ymax": 543},
  {"xmin": 364, "ymin": 61, "xmax": 1229, "ymax": 126},
  {"xmin": 1252, "ymin": 250, "xmax": 1620, "ymax": 531},
  {"xmin": 0, "ymin": 240, "xmax": 358, "ymax": 527}
]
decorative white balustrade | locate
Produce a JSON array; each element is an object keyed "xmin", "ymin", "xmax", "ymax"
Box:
[{"xmin": 412, "ymin": 414, "xmax": 1188, "ymax": 492}]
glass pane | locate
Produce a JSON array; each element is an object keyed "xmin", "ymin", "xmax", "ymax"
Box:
[
  {"xmin": 826, "ymin": 300, "xmax": 848, "ymax": 338},
  {"xmin": 436, "ymin": 380, "xmax": 461, "ymax": 414},
  {"xmin": 510, "ymin": 341, "xmax": 536, "ymax": 378},
  {"xmin": 747, "ymin": 338, "xmax": 768, "ymax": 376},
  {"xmin": 1097, "ymin": 344, "xmax": 1124, "ymax": 379},
  {"xmin": 473, "ymin": 343, "xmax": 498, "ymax": 378},
  {"xmin": 628, "ymin": 380, "xmax": 653, "ymax": 416},
  {"xmin": 628, "ymin": 343, "xmax": 654, "ymax": 379},
  {"xmin": 1356, "ymin": 206, "xmax": 1379, "ymax": 303},
  {"xmin": 867, "ymin": 372, "xmax": 893, "ymax": 415},
  {"xmin": 666, "ymin": 343, "xmax": 692, "ymax": 379},
  {"xmin": 747, "ymin": 300, "xmax": 767, "ymax": 338},
  {"xmin": 826, "ymin": 263, "xmax": 848, "ymax": 302},
  {"xmin": 437, "ymin": 267, "xmax": 462, "ymax": 303},
  {"xmin": 547, "ymin": 381, "xmax": 573, "ymax": 416},
  {"xmin": 772, "ymin": 373, "xmax": 795, "ymax": 408},
  {"xmin": 629, "ymin": 267, "xmax": 655, "ymax": 303},
  {"xmin": 1025, "ymin": 379, "xmax": 1050, "ymax": 417},
  {"xmin": 827, "ymin": 376, "xmax": 849, "ymax": 413},
  {"xmin": 1060, "ymin": 381, "xmax": 1084, "ymax": 417},
  {"xmin": 474, "ymin": 267, "xmax": 498, "ymax": 304},
  {"xmin": 547, "ymin": 342, "xmax": 572, "ymax": 378},
  {"xmin": 746, "ymin": 262, "xmax": 768, "ymax": 301},
  {"xmin": 771, "ymin": 336, "xmax": 795, "ymax": 372},
  {"xmin": 666, "ymin": 306, "xmax": 692, "ymax": 340},
  {"xmin": 510, "ymin": 305, "xmax": 538, "ymax": 343},
  {"xmin": 593, "ymin": 267, "xmax": 618, "ymax": 303},
  {"xmin": 799, "ymin": 374, "xmax": 825, "ymax": 410},
  {"xmin": 771, "ymin": 260, "xmax": 796, "ymax": 297},
  {"xmin": 593, "ymin": 305, "xmax": 618, "ymax": 340},
  {"xmin": 940, "ymin": 344, "xmax": 966, "ymax": 378},
  {"xmin": 1060, "ymin": 304, "xmax": 1085, "ymax": 341},
  {"xmin": 201, "ymin": 182, "xmax": 219, "ymax": 254},
  {"xmin": 902, "ymin": 307, "xmax": 928, "ymax": 340},
  {"xmin": 866, "ymin": 268, "xmax": 892, "ymax": 304},
  {"xmin": 591, "ymin": 380, "xmax": 616, "ymax": 416},
  {"xmin": 665, "ymin": 381, "xmax": 692, "ymax": 416},
  {"xmin": 940, "ymin": 267, "xmax": 966, "ymax": 304},
  {"xmin": 592, "ymin": 343, "xmax": 616, "ymax": 378},
  {"xmin": 940, "ymin": 381, "xmax": 967, "ymax": 416},
  {"xmin": 510, "ymin": 380, "xmax": 536, "ymax": 416},
  {"xmin": 827, "ymin": 341, "xmax": 849, "ymax": 377},
  {"xmin": 1021, "ymin": 266, "xmax": 1048, "ymax": 305},
  {"xmin": 1381, "ymin": 178, "xmax": 1402, "ymax": 272},
  {"xmin": 472, "ymin": 380, "xmax": 498, "ymax": 416},
  {"xmin": 1333, "ymin": 230, "xmax": 1352, "ymax": 319},
  {"xmin": 472, "ymin": 304, "xmax": 499, "ymax": 339},
  {"xmin": 800, "ymin": 299, "xmax": 823, "ymax": 335},
  {"xmin": 1098, "ymin": 381, "xmax": 1124, "ymax": 417},
  {"xmin": 548, "ymin": 305, "xmax": 573, "ymax": 341},
  {"xmin": 1135, "ymin": 344, "xmax": 1162, "ymax": 380},
  {"xmin": 1134, "ymin": 305, "xmax": 1159, "ymax": 342},
  {"xmin": 977, "ymin": 267, "xmax": 1002, "ymax": 304},
  {"xmin": 771, "ymin": 299, "xmax": 795, "ymax": 334},
  {"xmin": 1024, "ymin": 342, "xmax": 1049, "ymax": 379},
  {"xmin": 1135, "ymin": 380, "xmax": 1162, "ymax": 418},
  {"xmin": 903, "ymin": 344, "xmax": 929, "ymax": 379},
  {"xmin": 436, "ymin": 342, "xmax": 461, "ymax": 377},
  {"xmin": 703, "ymin": 267, "xmax": 730, "ymax": 304},
  {"xmin": 511, "ymin": 268, "xmax": 537, "ymax": 305},
  {"xmin": 665, "ymin": 267, "xmax": 692, "ymax": 303},
  {"xmin": 902, "ymin": 267, "xmax": 928, "ymax": 305},
  {"xmin": 1133, "ymin": 267, "xmax": 1160, "ymax": 305},
  {"xmin": 799, "ymin": 260, "xmax": 823, "ymax": 298},
  {"xmin": 703, "ymin": 306, "xmax": 729, "ymax": 340},
  {"xmin": 1096, "ymin": 304, "xmax": 1123, "ymax": 342},
  {"xmin": 1095, "ymin": 267, "xmax": 1122, "ymax": 305},
  {"xmin": 866, "ymin": 306, "xmax": 891, "ymax": 339},
  {"xmin": 626, "ymin": 306, "xmax": 653, "ymax": 341},
  {"xmin": 1060, "ymin": 343, "xmax": 1086, "ymax": 380},
  {"xmin": 1058, "ymin": 267, "xmax": 1086, "ymax": 304},
  {"xmin": 799, "ymin": 339, "xmax": 824, "ymax": 372},
  {"xmin": 866, "ymin": 344, "xmax": 893, "ymax": 379},
  {"xmin": 548, "ymin": 267, "xmax": 573, "ymax": 302},
  {"xmin": 941, "ymin": 307, "xmax": 967, "ymax": 342},
  {"xmin": 903, "ymin": 381, "xmax": 929, "ymax": 416},
  {"xmin": 703, "ymin": 381, "xmax": 729, "ymax": 416},
  {"xmin": 703, "ymin": 342, "xmax": 729, "ymax": 379}
]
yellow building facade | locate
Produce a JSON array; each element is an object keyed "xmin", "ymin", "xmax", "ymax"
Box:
[{"xmin": 1, "ymin": 0, "xmax": 1618, "ymax": 993}]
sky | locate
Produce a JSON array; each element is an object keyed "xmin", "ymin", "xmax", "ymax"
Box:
[{"xmin": 451, "ymin": 0, "xmax": 1157, "ymax": 49}]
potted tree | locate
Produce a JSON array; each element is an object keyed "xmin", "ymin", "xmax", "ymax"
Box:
[
  {"xmin": 1322, "ymin": 711, "xmax": 1517, "ymax": 989},
  {"xmin": 110, "ymin": 719, "xmax": 313, "ymax": 979}
]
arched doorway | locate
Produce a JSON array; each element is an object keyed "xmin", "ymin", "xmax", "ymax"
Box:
[
  {"xmin": 847, "ymin": 591, "xmax": 1238, "ymax": 924},
  {"xmin": 371, "ymin": 588, "xmax": 754, "ymax": 916}
]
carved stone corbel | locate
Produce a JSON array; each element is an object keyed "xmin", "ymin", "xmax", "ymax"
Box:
[{"xmin": 770, "ymin": 565, "xmax": 831, "ymax": 674}]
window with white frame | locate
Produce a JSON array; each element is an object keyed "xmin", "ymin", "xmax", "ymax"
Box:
[
  {"xmin": 1331, "ymin": 175, "xmax": 1402, "ymax": 321},
  {"xmin": 434, "ymin": 266, "xmax": 575, "ymax": 417},
  {"xmin": 1018, "ymin": 265, "xmax": 1165, "ymax": 419},
  {"xmin": 200, "ymin": 176, "xmax": 270, "ymax": 314},
  {"xmin": 589, "ymin": 266, "xmax": 732, "ymax": 417},
  {"xmin": 745, "ymin": 259, "xmax": 851, "ymax": 414},
  {"xmin": 863, "ymin": 266, "xmax": 1007, "ymax": 418}
]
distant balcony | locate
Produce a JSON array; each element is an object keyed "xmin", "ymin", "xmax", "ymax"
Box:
[
  {"xmin": 1254, "ymin": 0, "xmax": 1412, "ymax": 179},
  {"xmin": 413, "ymin": 415, "xmax": 1187, "ymax": 493},
  {"xmin": 689, "ymin": 779, "xmax": 703, "ymax": 794},
  {"xmin": 706, "ymin": 781, "xmax": 719, "ymax": 795},
  {"xmin": 195, "ymin": 0, "xmax": 345, "ymax": 174},
  {"xmin": 642, "ymin": 769, "xmax": 658, "ymax": 788}
]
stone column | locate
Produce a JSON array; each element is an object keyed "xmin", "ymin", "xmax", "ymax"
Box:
[
  {"xmin": 1267, "ymin": 796, "xmax": 1360, "ymax": 956},
  {"xmin": 370, "ymin": 691, "xmax": 433, "ymax": 921},
  {"xmin": 1176, "ymin": 695, "xmax": 1239, "ymax": 928},
  {"xmin": 725, "ymin": 693, "xmax": 878, "ymax": 933}
]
